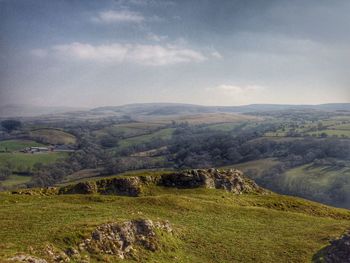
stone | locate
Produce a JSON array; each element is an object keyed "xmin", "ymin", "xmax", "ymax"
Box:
[
  {"xmin": 160, "ymin": 168, "xmax": 266, "ymax": 194},
  {"xmin": 59, "ymin": 182, "xmax": 97, "ymax": 195},
  {"xmin": 319, "ymin": 232, "xmax": 350, "ymax": 262},
  {"xmin": 80, "ymin": 219, "xmax": 173, "ymax": 259},
  {"xmin": 8, "ymin": 255, "xmax": 47, "ymax": 263}
]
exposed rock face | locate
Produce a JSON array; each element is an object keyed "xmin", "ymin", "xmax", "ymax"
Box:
[
  {"xmin": 96, "ymin": 177, "xmax": 143, "ymax": 196},
  {"xmin": 11, "ymin": 187, "xmax": 58, "ymax": 196},
  {"xmin": 59, "ymin": 182, "xmax": 98, "ymax": 195},
  {"xmin": 7, "ymin": 219, "xmax": 171, "ymax": 262},
  {"xmin": 160, "ymin": 169, "xmax": 266, "ymax": 194},
  {"xmin": 58, "ymin": 169, "xmax": 267, "ymax": 197},
  {"xmin": 320, "ymin": 232, "xmax": 350, "ymax": 262},
  {"xmin": 80, "ymin": 219, "xmax": 173, "ymax": 259}
]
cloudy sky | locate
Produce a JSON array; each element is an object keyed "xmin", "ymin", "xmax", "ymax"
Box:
[{"xmin": 0, "ymin": 0, "xmax": 349, "ymax": 107}]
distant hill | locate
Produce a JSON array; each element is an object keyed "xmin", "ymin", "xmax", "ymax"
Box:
[
  {"xmin": 92, "ymin": 102, "xmax": 350, "ymax": 116},
  {"xmin": 1, "ymin": 103, "xmax": 349, "ymax": 118},
  {"xmin": 0, "ymin": 104, "xmax": 88, "ymax": 118}
]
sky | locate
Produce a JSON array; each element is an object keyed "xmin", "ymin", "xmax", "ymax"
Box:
[{"xmin": 0, "ymin": 0, "xmax": 349, "ymax": 108}]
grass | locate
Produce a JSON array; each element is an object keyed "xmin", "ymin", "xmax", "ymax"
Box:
[
  {"xmin": 205, "ymin": 122, "xmax": 243, "ymax": 131},
  {"xmin": 172, "ymin": 113, "xmax": 259, "ymax": 125},
  {"xmin": 29, "ymin": 128, "xmax": 77, "ymax": 144},
  {"xmin": 0, "ymin": 152, "xmax": 68, "ymax": 173},
  {"xmin": 0, "ymin": 140, "xmax": 45, "ymax": 152},
  {"xmin": 307, "ymin": 129, "xmax": 350, "ymax": 137},
  {"xmin": 281, "ymin": 163, "xmax": 350, "ymax": 208},
  {"xmin": 0, "ymin": 186, "xmax": 350, "ymax": 262},
  {"xmin": 117, "ymin": 128, "xmax": 175, "ymax": 150},
  {"xmin": 220, "ymin": 158, "xmax": 280, "ymax": 179},
  {"xmin": 93, "ymin": 122, "xmax": 166, "ymax": 139},
  {"xmin": 328, "ymin": 123, "xmax": 350, "ymax": 130},
  {"xmin": 1, "ymin": 175, "xmax": 31, "ymax": 187}
]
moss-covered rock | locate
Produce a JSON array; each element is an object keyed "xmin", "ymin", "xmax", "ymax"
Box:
[
  {"xmin": 80, "ymin": 219, "xmax": 173, "ymax": 259},
  {"xmin": 58, "ymin": 169, "xmax": 268, "ymax": 197},
  {"xmin": 160, "ymin": 168, "xmax": 267, "ymax": 194},
  {"xmin": 59, "ymin": 181, "xmax": 98, "ymax": 195}
]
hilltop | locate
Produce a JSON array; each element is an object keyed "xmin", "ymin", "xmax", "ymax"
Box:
[
  {"xmin": 1, "ymin": 102, "xmax": 349, "ymax": 118},
  {"xmin": 1, "ymin": 169, "xmax": 350, "ymax": 262}
]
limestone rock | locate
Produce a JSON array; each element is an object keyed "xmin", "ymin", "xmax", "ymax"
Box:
[
  {"xmin": 160, "ymin": 168, "xmax": 266, "ymax": 194},
  {"xmin": 97, "ymin": 177, "xmax": 143, "ymax": 196},
  {"xmin": 58, "ymin": 182, "xmax": 97, "ymax": 195},
  {"xmin": 320, "ymin": 232, "xmax": 350, "ymax": 262},
  {"xmin": 8, "ymin": 255, "xmax": 47, "ymax": 263},
  {"xmin": 59, "ymin": 168, "xmax": 266, "ymax": 197},
  {"xmin": 80, "ymin": 219, "xmax": 173, "ymax": 259}
]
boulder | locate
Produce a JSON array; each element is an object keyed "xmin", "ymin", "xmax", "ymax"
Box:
[
  {"xmin": 79, "ymin": 219, "xmax": 173, "ymax": 259},
  {"xmin": 97, "ymin": 177, "xmax": 143, "ymax": 196},
  {"xmin": 318, "ymin": 232, "xmax": 350, "ymax": 262},
  {"xmin": 59, "ymin": 182, "xmax": 97, "ymax": 195}
]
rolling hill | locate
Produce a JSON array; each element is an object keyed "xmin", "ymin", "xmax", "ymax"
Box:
[
  {"xmin": 1, "ymin": 103, "xmax": 349, "ymax": 118},
  {"xmin": 1, "ymin": 169, "xmax": 349, "ymax": 262}
]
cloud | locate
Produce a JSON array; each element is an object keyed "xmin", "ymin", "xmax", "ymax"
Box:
[
  {"xmin": 204, "ymin": 84, "xmax": 266, "ymax": 105},
  {"xmin": 210, "ymin": 51, "xmax": 222, "ymax": 59},
  {"xmin": 93, "ymin": 10, "xmax": 144, "ymax": 24},
  {"xmin": 45, "ymin": 42, "xmax": 207, "ymax": 66},
  {"xmin": 146, "ymin": 33, "xmax": 168, "ymax": 42},
  {"xmin": 209, "ymin": 84, "xmax": 264, "ymax": 96}
]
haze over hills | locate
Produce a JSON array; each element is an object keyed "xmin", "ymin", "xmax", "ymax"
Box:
[
  {"xmin": 1, "ymin": 102, "xmax": 349, "ymax": 118},
  {"xmin": 0, "ymin": 104, "xmax": 89, "ymax": 118}
]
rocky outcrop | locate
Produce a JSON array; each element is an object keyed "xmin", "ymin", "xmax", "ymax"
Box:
[
  {"xmin": 316, "ymin": 232, "xmax": 350, "ymax": 262},
  {"xmin": 7, "ymin": 219, "xmax": 172, "ymax": 262},
  {"xmin": 79, "ymin": 219, "xmax": 173, "ymax": 259},
  {"xmin": 96, "ymin": 177, "xmax": 143, "ymax": 196},
  {"xmin": 58, "ymin": 169, "xmax": 267, "ymax": 197},
  {"xmin": 11, "ymin": 187, "xmax": 58, "ymax": 196},
  {"xmin": 8, "ymin": 255, "xmax": 47, "ymax": 263},
  {"xmin": 59, "ymin": 182, "xmax": 98, "ymax": 195},
  {"xmin": 160, "ymin": 168, "xmax": 266, "ymax": 194}
]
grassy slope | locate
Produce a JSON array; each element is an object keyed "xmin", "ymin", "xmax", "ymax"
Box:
[
  {"xmin": 1, "ymin": 175, "xmax": 31, "ymax": 187},
  {"xmin": 282, "ymin": 163, "xmax": 350, "ymax": 207},
  {"xmin": 0, "ymin": 152, "xmax": 67, "ymax": 172},
  {"xmin": 221, "ymin": 158, "xmax": 280, "ymax": 178},
  {"xmin": 118, "ymin": 128, "xmax": 175, "ymax": 149},
  {"xmin": 29, "ymin": 128, "xmax": 77, "ymax": 144},
  {"xmin": 0, "ymin": 140, "xmax": 45, "ymax": 152},
  {"xmin": 0, "ymin": 185, "xmax": 350, "ymax": 262}
]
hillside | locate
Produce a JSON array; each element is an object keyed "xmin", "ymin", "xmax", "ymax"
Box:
[
  {"xmin": 1, "ymin": 103, "xmax": 349, "ymax": 118},
  {"xmin": 1, "ymin": 169, "xmax": 350, "ymax": 263}
]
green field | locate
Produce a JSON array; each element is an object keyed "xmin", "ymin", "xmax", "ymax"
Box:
[
  {"xmin": 93, "ymin": 122, "xmax": 166, "ymax": 139},
  {"xmin": 0, "ymin": 140, "xmax": 44, "ymax": 152},
  {"xmin": 307, "ymin": 129, "xmax": 350, "ymax": 137},
  {"xmin": 221, "ymin": 158, "xmax": 280, "ymax": 179},
  {"xmin": 205, "ymin": 122, "xmax": 243, "ymax": 131},
  {"xmin": 118, "ymin": 128, "xmax": 175, "ymax": 150},
  {"xmin": 281, "ymin": 163, "xmax": 350, "ymax": 207},
  {"xmin": 29, "ymin": 128, "xmax": 77, "ymax": 144},
  {"xmin": 329, "ymin": 123, "xmax": 350, "ymax": 130},
  {"xmin": 0, "ymin": 185, "xmax": 350, "ymax": 262},
  {"xmin": 1, "ymin": 175, "xmax": 31, "ymax": 187},
  {"xmin": 0, "ymin": 152, "xmax": 68, "ymax": 173}
]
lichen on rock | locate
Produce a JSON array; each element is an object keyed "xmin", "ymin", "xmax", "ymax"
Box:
[
  {"xmin": 58, "ymin": 168, "xmax": 267, "ymax": 197},
  {"xmin": 79, "ymin": 219, "xmax": 173, "ymax": 259},
  {"xmin": 160, "ymin": 168, "xmax": 266, "ymax": 194}
]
